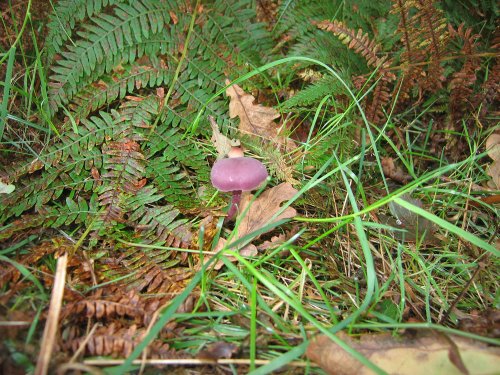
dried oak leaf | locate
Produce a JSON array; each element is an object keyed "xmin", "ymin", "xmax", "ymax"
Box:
[
  {"xmin": 306, "ymin": 331, "xmax": 500, "ymax": 375},
  {"xmin": 202, "ymin": 184, "xmax": 297, "ymax": 270},
  {"xmin": 485, "ymin": 133, "xmax": 500, "ymax": 189},
  {"xmin": 226, "ymin": 80, "xmax": 295, "ymax": 151},
  {"xmin": 237, "ymin": 182, "xmax": 298, "ymax": 238}
]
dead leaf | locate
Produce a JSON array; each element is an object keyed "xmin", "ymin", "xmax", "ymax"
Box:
[
  {"xmin": 0, "ymin": 181, "xmax": 15, "ymax": 194},
  {"xmin": 209, "ymin": 115, "xmax": 239, "ymax": 158},
  {"xmin": 197, "ymin": 341, "xmax": 239, "ymax": 360},
  {"xmin": 226, "ymin": 80, "xmax": 279, "ymax": 138},
  {"xmin": 237, "ymin": 182, "xmax": 298, "ymax": 239},
  {"xmin": 201, "ymin": 184, "xmax": 297, "ymax": 270},
  {"xmin": 485, "ymin": 133, "xmax": 500, "ymax": 189},
  {"xmin": 306, "ymin": 331, "xmax": 500, "ymax": 375},
  {"xmin": 382, "ymin": 157, "xmax": 412, "ymax": 184},
  {"xmin": 204, "ymin": 237, "xmax": 258, "ymax": 271},
  {"xmin": 226, "ymin": 80, "xmax": 295, "ymax": 151},
  {"xmin": 385, "ymin": 194, "xmax": 439, "ymax": 244}
]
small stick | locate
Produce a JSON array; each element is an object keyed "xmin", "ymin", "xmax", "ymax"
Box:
[
  {"xmin": 35, "ymin": 252, "xmax": 68, "ymax": 375},
  {"xmin": 439, "ymin": 264, "xmax": 481, "ymax": 325}
]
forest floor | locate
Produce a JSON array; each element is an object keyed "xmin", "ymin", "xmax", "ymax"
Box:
[{"xmin": 0, "ymin": 0, "xmax": 499, "ymax": 374}]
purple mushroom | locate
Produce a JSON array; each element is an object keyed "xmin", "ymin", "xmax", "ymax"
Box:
[{"xmin": 211, "ymin": 153, "xmax": 268, "ymax": 220}]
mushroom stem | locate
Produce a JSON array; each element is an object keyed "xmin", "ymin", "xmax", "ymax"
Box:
[{"xmin": 226, "ymin": 190, "xmax": 242, "ymax": 221}]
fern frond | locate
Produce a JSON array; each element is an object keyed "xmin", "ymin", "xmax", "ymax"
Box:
[
  {"xmin": 98, "ymin": 138, "xmax": 146, "ymax": 224},
  {"xmin": 316, "ymin": 19, "xmax": 395, "ymax": 124},
  {"xmin": 48, "ymin": 0, "xmax": 173, "ymax": 112},
  {"xmin": 281, "ymin": 75, "xmax": 346, "ymax": 110},
  {"xmin": 391, "ymin": 0, "xmax": 449, "ymax": 97},
  {"xmin": 45, "ymin": 0, "xmax": 127, "ymax": 65},
  {"xmin": 68, "ymin": 57, "xmax": 171, "ymax": 123},
  {"xmin": 448, "ymin": 24, "xmax": 482, "ymax": 123},
  {"xmin": 316, "ymin": 20, "xmax": 391, "ymax": 70}
]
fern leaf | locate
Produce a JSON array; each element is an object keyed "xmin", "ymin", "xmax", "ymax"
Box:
[
  {"xmin": 45, "ymin": 0, "xmax": 127, "ymax": 65},
  {"xmin": 281, "ymin": 75, "xmax": 346, "ymax": 110},
  {"xmin": 48, "ymin": 0, "xmax": 173, "ymax": 112}
]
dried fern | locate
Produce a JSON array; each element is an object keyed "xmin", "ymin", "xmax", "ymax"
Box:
[
  {"xmin": 391, "ymin": 0, "xmax": 449, "ymax": 100},
  {"xmin": 316, "ymin": 20, "xmax": 396, "ymax": 124},
  {"xmin": 448, "ymin": 24, "xmax": 481, "ymax": 122}
]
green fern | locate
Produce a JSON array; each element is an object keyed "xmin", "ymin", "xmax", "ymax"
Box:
[
  {"xmin": 2, "ymin": 0, "xmax": 275, "ymax": 252},
  {"xmin": 281, "ymin": 75, "xmax": 347, "ymax": 110},
  {"xmin": 45, "ymin": 0, "xmax": 127, "ymax": 65}
]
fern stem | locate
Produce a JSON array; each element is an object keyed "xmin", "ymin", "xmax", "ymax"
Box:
[{"xmin": 150, "ymin": 0, "xmax": 201, "ymax": 135}]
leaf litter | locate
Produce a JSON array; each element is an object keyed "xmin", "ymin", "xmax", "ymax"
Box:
[{"xmin": 306, "ymin": 331, "xmax": 500, "ymax": 375}]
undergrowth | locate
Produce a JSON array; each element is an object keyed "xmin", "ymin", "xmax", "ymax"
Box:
[{"xmin": 0, "ymin": 0, "xmax": 498, "ymax": 373}]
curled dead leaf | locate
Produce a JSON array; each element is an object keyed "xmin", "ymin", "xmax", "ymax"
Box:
[
  {"xmin": 307, "ymin": 331, "xmax": 500, "ymax": 375},
  {"xmin": 209, "ymin": 115, "xmax": 239, "ymax": 158},
  {"xmin": 382, "ymin": 157, "xmax": 412, "ymax": 184}
]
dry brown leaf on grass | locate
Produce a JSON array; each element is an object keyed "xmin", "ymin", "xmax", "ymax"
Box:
[
  {"xmin": 197, "ymin": 341, "xmax": 239, "ymax": 360},
  {"xmin": 203, "ymin": 183, "xmax": 298, "ymax": 270},
  {"xmin": 226, "ymin": 80, "xmax": 295, "ymax": 151},
  {"xmin": 237, "ymin": 182, "xmax": 298, "ymax": 238},
  {"xmin": 306, "ymin": 331, "xmax": 500, "ymax": 375},
  {"xmin": 485, "ymin": 133, "xmax": 500, "ymax": 189},
  {"xmin": 381, "ymin": 157, "xmax": 412, "ymax": 184}
]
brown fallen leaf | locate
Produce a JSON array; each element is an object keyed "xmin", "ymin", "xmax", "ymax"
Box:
[
  {"xmin": 226, "ymin": 80, "xmax": 295, "ymax": 151},
  {"xmin": 306, "ymin": 331, "xmax": 500, "ymax": 375},
  {"xmin": 209, "ymin": 115, "xmax": 239, "ymax": 159},
  {"xmin": 236, "ymin": 182, "xmax": 298, "ymax": 239},
  {"xmin": 226, "ymin": 80, "xmax": 279, "ymax": 139},
  {"xmin": 201, "ymin": 184, "xmax": 297, "ymax": 270},
  {"xmin": 485, "ymin": 133, "xmax": 500, "ymax": 189},
  {"xmin": 197, "ymin": 341, "xmax": 239, "ymax": 361},
  {"xmin": 381, "ymin": 157, "xmax": 412, "ymax": 184}
]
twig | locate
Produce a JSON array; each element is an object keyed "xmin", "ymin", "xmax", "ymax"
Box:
[
  {"xmin": 439, "ymin": 264, "xmax": 481, "ymax": 325},
  {"xmin": 35, "ymin": 252, "xmax": 68, "ymax": 375},
  {"xmin": 83, "ymin": 358, "xmax": 315, "ymax": 367}
]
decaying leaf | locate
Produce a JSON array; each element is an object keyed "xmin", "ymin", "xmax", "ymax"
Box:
[
  {"xmin": 237, "ymin": 182, "xmax": 298, "ymax": 239},
  {"xmin": 226, "ymin": 80, "xmax": 279, "ymax": 139},
  {"xmin": 226, "ymin": 80, "xmax": 295, "ymax": 151},
  {"xmin": 306, "ymin": 331, "xmax": 500, "ymax": 375},
  {"xmin": 485, "ymin": 133, "xmax": 500, "ymax": 189},
  {"xmin": 204, "ymin": 237, "xmax": 258, "ymax": 271},
  {"xmin": 386, "ymin": 194, "xmax": 438, "ymax": 244},
  {"xmin": 0, "ymin": 181, "xmax": 15, "ymax": 194},
  {"xmin": 202, "ymin": 184, "xmax": 298, "ymax": 270},
  {"xmin": 197, "ymin": 341, "xmax": 239, "ymax": 360},
  {"xmin": 209, "ymin": 115, "xmax": 239, "ymax": 158},
  {"xmin": 381, "ymin": 157, "xmax": 412, "ymax": 184}
]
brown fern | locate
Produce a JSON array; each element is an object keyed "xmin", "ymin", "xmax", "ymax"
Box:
[
  {"xmin": 448, "ymin": 24, "xmax": 482, "ymax": 123},
  {"xmin": 392, "ymin": 0, "xmax": 449, "ymax": 100},
  {"xmin": 480, "ymin": 27, "xmax": 500, "ymax": 117},
  {"xmin": 62, "ymin": 323, "xmax": 185, "ymax": 358},
  {"xmin": 316, "ymin": 20, "xmax": 396, "ymax": 124},
  {"xmin": 316, "ymin": 20, "xmax": 391, "ymax": 70}
]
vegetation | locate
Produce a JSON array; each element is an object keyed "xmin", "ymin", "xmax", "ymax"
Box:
[{"xmin": 0, "ymin": 0, "xmax": 498, "ymax": 373}]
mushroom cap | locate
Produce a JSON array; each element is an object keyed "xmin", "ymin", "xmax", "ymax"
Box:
[{"xmin": 210, "ymin": 157, "xmax": 268, "ymax": 192}]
